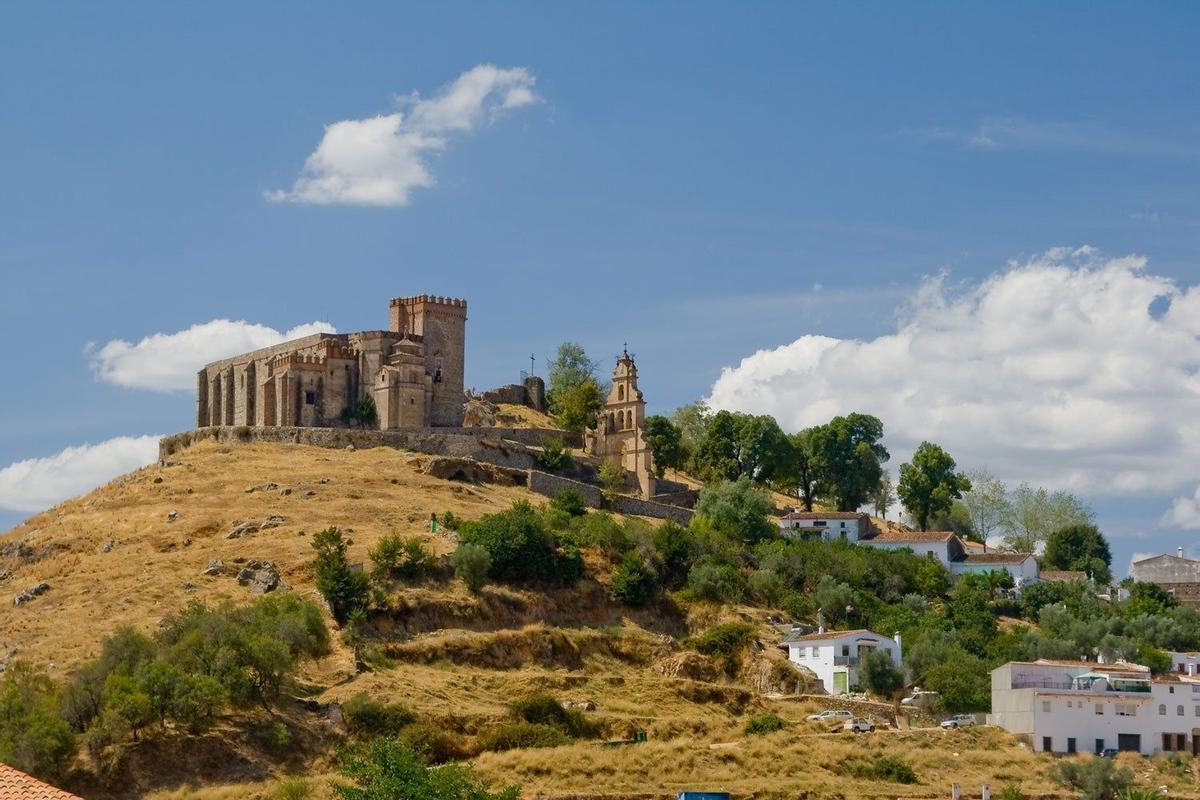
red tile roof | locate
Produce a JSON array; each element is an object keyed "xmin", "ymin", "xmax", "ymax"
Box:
[
  {"xmin": 865, "ymin": 530, "xmax": 957, "ymax": 543},
  {"xmin": 781, "ymin": 511, "xmax": 869, "ymax": 521},
  {"xmin": 959, "ymin": 553, "xmax": 1034, "ymax": 565},
  {"xmin": 782, "ymin": 628, "xmax": 893, "ymax": 643},
  {"xmin": 0, "ymin": 765, "xmax": 82, "ymax": 799}
]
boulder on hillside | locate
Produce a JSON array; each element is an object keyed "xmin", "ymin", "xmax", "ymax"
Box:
[
  {"xmin": 421, "ymin": 456, "xmax": 526, "ymax": 487},
  {"xmin": 236, "ymin": 560, "xmax": 286, "ymax": 594},
  {"xmin": 13, "ymin": 582, "xmax": 50, "ymax": 607},
  {"xmin": 259, "ymin": 515, "xmax": 286, "ymax": 530},
  {"xmin": 201, "ymin": 558, "xmax": 225, "ymax": 576},
  {"xmin": 463, "ymin": 398, "xmax": 499, "ymax": 427},
  {"xmin": 226, "ymin": 521, "xmax": 259, "ymax": 539}
]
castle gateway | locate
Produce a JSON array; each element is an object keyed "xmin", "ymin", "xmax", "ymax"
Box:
[{"xmin": 196, "ymin": 295, "xmax": 466, "ymax": 430}]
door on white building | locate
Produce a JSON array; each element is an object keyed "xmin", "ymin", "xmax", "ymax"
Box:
[
  {"xmin": 1117, "ymin": 734, "xmax": 1140, "ymax": 752},
  {"xmin": 833, "ymin": 671, "xmax": 848, "ymax": 694}
]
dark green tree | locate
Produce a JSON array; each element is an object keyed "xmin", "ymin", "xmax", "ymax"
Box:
[
  {"xmin": 858, "ymin": 648, "xmax": 904, "ymax": 701},
  {"xmin": 897, "ymin": 442, "xmax": 971, "ymax": 531},
  {"xmin": 693, "ymin": 477, "xmax": 776, "ymax": 545},
  {"xmin": 553, "ymin": 379, "xmax": 604, "ymax": 435},
  {"xmin": 609, "ymin": 552, "xmax": 659, "ymax": 606},
  {"xmin": 670, "ymin": 401, "xmax": 711, "ymax": 453},
  {"xmin": 690, "ymin": 411, "xmax": 792, "ymax": 485},
  {"xmin": 312, "ymin": 527, "xmax": 370, "ymax": 624},
  {"xmin": 0, "ymin": 662, "xmax": 76, "ymax": 781},
  {"xmin": 1042, "ymin": 524, "xmax": 1113, "ymax": 585},
  {"xmin": 807, "ymin": 413, "xmax": 889, "ymax": 511},
  {"xmin": 644, "ymin": 415, "xmax": 686, "ymax": 478},
  {"xmin": 334, "ymin": 739, "xmax": 519, "ymax": 800},
  {"xmin": 780, "ymin": 429, "xmax": 820, "ymax": 511}
]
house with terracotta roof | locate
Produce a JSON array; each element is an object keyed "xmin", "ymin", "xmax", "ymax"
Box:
[
  {"xmin": 988, "ymin": 658, "xmax": 1200, "ymax": 755},
  {"xmin": 857, "ymin": 529, "xmax": 1040, "ymax": 590},
  {"xmin": 782, "ymin": 627, "xmax": 902, "ymax": 695},
  {"xmin": 0, "ymin": 763, "xmax": 83, "ymax": 799}
]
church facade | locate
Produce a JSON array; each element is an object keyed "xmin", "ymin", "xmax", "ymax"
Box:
[
  {"xmin": 196, "ymin": 295, "xmax": 467, "ymax": 430},
  {"xmin": 584, "ymin": 349, "xmax": 656, "ymax": 498}
]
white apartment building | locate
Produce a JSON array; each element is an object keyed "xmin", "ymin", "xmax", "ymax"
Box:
[
  {"xmin": 989, "ymin": 659, "xmax": 1200, "ymax": 755},
  {"xmin": 782, "ymin": 628, "xmax": 902, "ymax": 695}
]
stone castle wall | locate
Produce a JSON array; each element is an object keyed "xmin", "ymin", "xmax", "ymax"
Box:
[{"xmin": 527, "ymin": 471, "xmax": 693, "ymax": 524}]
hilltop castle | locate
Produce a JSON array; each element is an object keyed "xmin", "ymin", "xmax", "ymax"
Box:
[{"xmin": 196, "ymin": 295, "xmax": 466, "ymax": 430}]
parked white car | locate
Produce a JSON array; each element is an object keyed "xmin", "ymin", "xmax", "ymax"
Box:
[
  {"xmin": 940, "ymin": 714, "xmax": 976, "ymax": 729},
  {"xmin": 806, "ymin": 709, "xmax": 854, "ymax": 723},
  {"xmin": 901, "ymin": 689, "xmax": 940, "ymax": 706},
  {"xmin": 843, "ymin": 717, "xmax": 875, "ymax": 733}
]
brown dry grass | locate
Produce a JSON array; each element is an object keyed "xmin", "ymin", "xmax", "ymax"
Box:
[{"xmin": 7, "ymin": 439, "xmax": 1199, "ymax": 800}]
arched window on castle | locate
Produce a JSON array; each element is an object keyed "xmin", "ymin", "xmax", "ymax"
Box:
[{"xmin": 618, "ymin": 385, "xmax": 625, "ymax": 401}]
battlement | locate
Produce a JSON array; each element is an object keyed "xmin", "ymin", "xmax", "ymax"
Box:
[
  {"xmin": 315, "ymin": 339, "xmax": 357, "ymax": 361},
  {"xmin": 389, "ymin": 294, "xmax": 468, "ymax": 310},
  {"xmin": 272, "ymin": 352, "xmax": 327, "ymax": 370}
]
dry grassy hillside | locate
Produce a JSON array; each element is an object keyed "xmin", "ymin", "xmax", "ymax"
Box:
[{"xmin": 2, "ymin": 440, "xmax": 1196, "ymax": 799}]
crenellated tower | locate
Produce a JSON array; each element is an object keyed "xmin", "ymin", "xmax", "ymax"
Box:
[{"xmin": 387, "ymin": 295, "xmax": 467, "ymax": 426}]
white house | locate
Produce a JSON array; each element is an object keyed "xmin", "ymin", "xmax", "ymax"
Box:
[
  {"xmin": 782, "ymin": 628, "xmax": 902, "ymax": 695},
  {"xmin": 778, "ymin": 511, "xmax": 871, "ymax": 542},
  {"xmin": 857, "ymin": 530, "xmax": 1041, "ymax": 591},
  {"xmin": 988, "ymin": 659, "xmax": 1200, "ymax": 755},
  {"xmin": 859, "ymin": 529, "xmax": 964, "ymax": 565},
  {"xmin": 949, "ymin": 552, "xmax": 1040, "ymax": 589}
]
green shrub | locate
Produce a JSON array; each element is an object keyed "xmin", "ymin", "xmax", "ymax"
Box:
[
  {"xmin": 747, "ymin": 569, "xmax": 785, "ymax": 607},
  {"xmin": 599, "ymin": 462, "xmax": 626, "ymax": 503},
  {"xmin": 395, "ymin": 720, "xmax": 463, "ymax": 764},
  {"xmin": 572, "ymin": 512, "xmax": 631, "ymax": 558},
  {"xmin": 312, "ymin": 527, "xmax": 369, "ymax": 623},
  {"xmin": 451, "ymin": 543, "xmax": 492, "ymax": 593},
  {"xmin": 690, "ymin": 622, "xmax": 756, "ymax": 674},
  {"xmin": 370, "ymin": 534, "xmax": 436, "ymax": 581},
  {"xmin": 743, "ymin": 712, "xmax": 786, "ymax": 735},
  {"xmin": 550, "ymin": 488, "xmax": 588, "ymax": 517},
  {"xmin": 342, "ymin": 692, "xmax": 416, "ymax": 737},
  {"xmin": 651, "ymin": 521, "xmax": 698, "ymax": 588},
  {"xmin": 476, "ymin": 722, "xmax": 569, "ymax": 752},
  {"xmin": 440, "ymin": 511, "xmax": 462, "ymax": 531},
  {"xmin": 609, "ymin": 551, "xmax": 659, "ymax": 607},
  {"xmin": 686, "ymin": 562, "xmax": 745, "ymax": 604},
  {"xmin": 273, "ymin": 777, "xmax": 312, "ymax": 800},
  {"xmin": 537, "ymin": 437, "xmax": 574, "ymax": 471},
  {"xmin": 834, "ymin": 755, "xmax": 918, "ymax": 784},
  {"xmin": 0, "ymin": 662, "xmax": 77, "ymax": 781},
  {"xmin": 265, "ymin": 720, "xmax": 291, "ymax": 752},
  {"xmin": 1048, "ymin": 757, "xmax": 1133, "ymax": 800},
  {"xmin": 509, "ymin": 693, "xmax": 597, "ymax": 738},
  {"xmin": 459, "ymin": 502, "xmax": 560, "ymax": 582},
  {"xmin": 333, "ymin": 739, "xmax": 518, "ymax": 800},
  {"xmin": 997, "ymin": 785, "xmax": 1024, "ymax": 800}
]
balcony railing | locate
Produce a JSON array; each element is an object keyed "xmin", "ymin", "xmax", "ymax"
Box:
[
  {"xmin": 1010, "ymin": 678, "xmax": 1151, "ymax": 693},
  {"xmin": 833, "ymin": 656, "xmax": 860, "ymax": 667}
]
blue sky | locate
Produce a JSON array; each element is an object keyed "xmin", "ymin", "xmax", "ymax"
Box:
[{"xmin": 2, "ymin": 3, "xmax": 1199, "ymax": 573}]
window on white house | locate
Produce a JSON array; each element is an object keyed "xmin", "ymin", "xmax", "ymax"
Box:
[
  {"xmin": 1159, "ymin": 704, "xmax": 1167, "ymax": 715},
  {"xmin": 1095, "ymin": 704, "xmax": 1104, "ymax": 715},
  {"xmin": 1195, "ymin": 706, "xmax": 1200, "ymax": 717},
  {"xmin": 1116, "ymin": 704, "xmax": 1135, "ymax": 717},
  {"xmin": 1178, "ymin": 705, "xmax": 1185, "ymax": 716},
  {"xmin": 1042, "ymin": 701, "xmax": 1051, "ymax": 712}
]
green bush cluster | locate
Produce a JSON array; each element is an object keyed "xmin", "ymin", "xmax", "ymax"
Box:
[
  {"xmin": 508, "ymin": 693, "xmax": 598, "ymax": 739},
  {"xmin": 476, "ymin": 722, "xmax": 569, "ymax": 752},
  {"xmin": 743, "ymin": 712, "xmax": 786, "ymax": 735},
  {"xmin": 370, "ymin": 534, "xmax": 437, "ymax": 581},
  {"xmin": 833, "ymin": 755, "xmax": 918, "ymax": 784},
  {"xmin": 342, "ymin": 692, "xmax": 417, "ymax": 737},
  {"xmin": 457, "ymin": 501, "xmax": 583, "ymax": 584}
]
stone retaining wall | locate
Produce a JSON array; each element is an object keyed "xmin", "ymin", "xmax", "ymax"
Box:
[
  {"xmin": 159, "ymin": 425, "xmax": 576, "ymax": 471},
  {"xmin": 528, "ymin": 471, "xmax": 693, "ymax": 524}
]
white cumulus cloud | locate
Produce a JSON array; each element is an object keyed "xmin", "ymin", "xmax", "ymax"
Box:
[
  {"xmin": 267, "ymin": 64, "xmax": 538, "ymax": 207},
  {"xmin": 707, "ymin": 247, "xmax": 1200, "ymax": 498},
  {"xmin": 89, "ymin": 319, "xmax": 335, "ymax": 393},
  {"xmin": 0, "ymin": 436, "xmax": 161, "ymax": 513},
  {"xmin": 1162, "ymin": 486, "xmax": 1200, "ymax": 530}
]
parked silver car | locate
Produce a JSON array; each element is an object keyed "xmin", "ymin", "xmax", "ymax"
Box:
[
  {"xmin": 940, "ymin": 714, "xmax": 976, "ymax": 729},
  {"xmin": 843, "ymin": 717, "xmax": 876, "ymax": 733},
  {"xmin": 806, "ymin": 709, "xmax": 854, "ymax": 723}
]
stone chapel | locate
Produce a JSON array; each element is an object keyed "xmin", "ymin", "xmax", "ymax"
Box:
[{"xmin": 584, "ymin": 349, "xmax": 656, "ymax": 498}]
